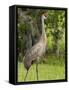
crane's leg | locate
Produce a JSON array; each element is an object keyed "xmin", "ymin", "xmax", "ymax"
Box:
[
  {"xmin": 36, "ymin": 62, "xmax": 38, "ymax": 80},
  {"xmin": 24, "ymin": 70, "xmax": 29, "ymax": 81}
]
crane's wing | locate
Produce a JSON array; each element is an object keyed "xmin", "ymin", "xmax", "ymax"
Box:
[{"xmin": 24, "ymin": 42, "xmax": 44, "ymax": 62}]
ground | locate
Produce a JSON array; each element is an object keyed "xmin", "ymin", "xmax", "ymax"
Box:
[{"xmin": 17, "ymin": 55, "xmax": 65, "ymax": 82}]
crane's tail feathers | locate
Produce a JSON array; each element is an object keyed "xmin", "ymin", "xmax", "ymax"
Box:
[{"xmin": 24, "ymin": 70, "xmax": 29, "ymax": 81}]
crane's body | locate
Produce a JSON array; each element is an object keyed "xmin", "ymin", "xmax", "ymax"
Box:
[{"xmin": 23, "ymin": 13, "xmax": 47, "ymax": 81}]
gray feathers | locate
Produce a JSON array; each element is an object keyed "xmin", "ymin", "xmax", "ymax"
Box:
[{"xmin": 23, "ymin": 14, "xmax": 47, "ymax": 70}]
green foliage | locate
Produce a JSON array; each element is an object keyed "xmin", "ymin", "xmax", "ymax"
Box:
[
  {"xmin": 17, "ymin": 8, "xmax": 65, "ymax": 61},
  {"xmin": 45, "ymin": 10, "xmax": 65, "ymax": 55}
]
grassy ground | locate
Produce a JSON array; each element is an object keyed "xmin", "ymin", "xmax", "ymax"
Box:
[{"xmin": 17, "ymin": 55, "xmax": 65, "ymax": 82}]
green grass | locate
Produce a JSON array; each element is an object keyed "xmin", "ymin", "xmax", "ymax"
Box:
[{"xmin": 17, "ymin": 56, "xmax": 65, "ymax": 82}]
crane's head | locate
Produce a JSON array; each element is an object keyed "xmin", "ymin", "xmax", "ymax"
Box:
[{"xmin": 42, "ymin": 12, "xmax": 48, "ymax": 19}]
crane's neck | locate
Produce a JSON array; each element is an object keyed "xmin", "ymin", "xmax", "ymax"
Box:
[{"xmin": 41, "ymin": 15, "xmax": 46, "ymax": 41}]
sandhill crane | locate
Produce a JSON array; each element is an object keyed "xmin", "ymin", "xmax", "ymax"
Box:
[{"xmin": 23, "ymin": 12, "xmax": 47, "ymax": 81}]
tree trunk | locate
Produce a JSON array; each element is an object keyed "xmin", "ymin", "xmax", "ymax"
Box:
[{"xmin": 53, "ymin": 39, "xmax": 59, "ymax": 57}]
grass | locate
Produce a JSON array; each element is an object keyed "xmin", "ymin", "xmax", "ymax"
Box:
[{"xmin": 17, "ymin": 55, "xmax": 65, "ymax": 82}]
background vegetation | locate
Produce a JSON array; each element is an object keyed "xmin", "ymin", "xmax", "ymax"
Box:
[{"xmin": 17, "ymin": 8, "xmax": 66, "ymax": 82}]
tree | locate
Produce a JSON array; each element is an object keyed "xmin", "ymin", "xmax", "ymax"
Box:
[
  {"xmin": 45, "ymin": 10, "xmax": 65, "ymax": 56},
  {"xmin": 18, "ymin": 8, "xmax": 65, "ymax": 61}
]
